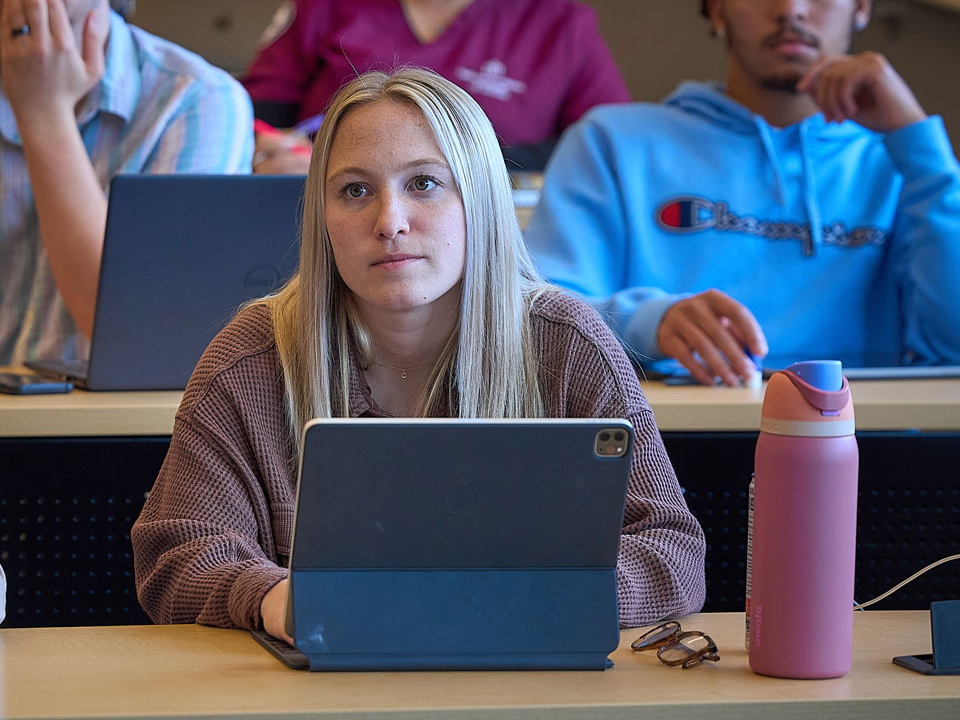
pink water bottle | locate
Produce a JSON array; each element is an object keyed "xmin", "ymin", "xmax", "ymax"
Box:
[{"xmin": 746, "ymin": 360, "xmax": 859, "ymax": 679}]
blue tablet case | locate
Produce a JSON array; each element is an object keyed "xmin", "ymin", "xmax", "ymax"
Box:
[{"xmin": 271, "ymin": 418, "xmax": 633, "ymax": 671}]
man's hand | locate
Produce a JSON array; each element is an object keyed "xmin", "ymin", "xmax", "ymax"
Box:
[
  {"xmin": 657, "ymin": 289, "xmax": 767, "ymax": 387},
  {"xmin": 796, "ymin": 52, "xmax": 926, "ymax": 133},
  {"xmin": 261, "ymin": 578, "xmax": 294, "ymax": 645},
  {"xmin": 0, "ymin": 0, "xmax": 108, "ymax": 124}
]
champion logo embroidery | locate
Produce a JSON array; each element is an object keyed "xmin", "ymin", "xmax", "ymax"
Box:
[
  {"xmin": 657, "ymin": 197, "xmax": 715, "ymax": 232},
  {"xmin": 655, "ymin": 196, "xmax": 888, "ymax": 249},
  {"xmin": 454, "ymin": 60, "xmax": 527, "ymax": 101}
]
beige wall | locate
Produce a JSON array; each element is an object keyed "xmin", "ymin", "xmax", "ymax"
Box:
[
  {"xmin": 131, "ymin": 0, "xmax": 960, "ymax": 149},
  {"xmin": 131, "ymin": 0, "xmax": 285, "ymax": 73}
]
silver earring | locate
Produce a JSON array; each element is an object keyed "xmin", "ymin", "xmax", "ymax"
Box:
[{"xmin": 712, "ymin": 26, "xmax": 726, "ymax": 39}]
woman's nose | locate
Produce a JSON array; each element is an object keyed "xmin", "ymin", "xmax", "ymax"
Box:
[{"xmin": 374, "ymin": 193, "xmax": 410, "ymax": 239}]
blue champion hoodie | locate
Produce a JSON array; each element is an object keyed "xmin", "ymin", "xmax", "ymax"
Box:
[{"xmin": 524, "ymin": 81, "xmax": 960, "ymax": 368}]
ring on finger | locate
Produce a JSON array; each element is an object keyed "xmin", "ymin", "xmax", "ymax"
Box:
[{"xmin": 10, "ymin": 25, "xmax": 30, "ymax": 38}]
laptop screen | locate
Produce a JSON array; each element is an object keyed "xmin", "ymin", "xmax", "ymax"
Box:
[{"xmin": 82, "ymin": 174, "xmax": 305, "ymax": 391}]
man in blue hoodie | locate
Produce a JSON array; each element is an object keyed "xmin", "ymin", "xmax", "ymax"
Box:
[{"xmin": 524, "ymin": 0, "xmax": 960, "ymax": 386}]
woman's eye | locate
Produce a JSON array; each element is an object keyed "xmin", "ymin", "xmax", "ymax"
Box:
[
  {"xmin": 344, "ymin": 183, "xmax": 367, "ymax": 198},
  {"xmin": 411, "ymin": 176, "xmax": 438, "ymax": 192}
]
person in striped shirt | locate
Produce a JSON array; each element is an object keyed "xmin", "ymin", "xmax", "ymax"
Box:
[{"xmin": 0, "ymin": 0, "xmax": 254, "ymax": 365}]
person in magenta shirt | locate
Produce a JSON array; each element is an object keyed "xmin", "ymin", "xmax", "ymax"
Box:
[{"xmin": 243, "ymin": 0, "xmax": 629, "ymax": 172}]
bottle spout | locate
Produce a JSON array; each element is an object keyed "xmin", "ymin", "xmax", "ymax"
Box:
[
  {"xmin": 781, "ymin": 361, "xmax": 850, "ymax": 414},
  {"xmin": 785, "ymin": 360, "xmax": 842, "ymax": 392}
]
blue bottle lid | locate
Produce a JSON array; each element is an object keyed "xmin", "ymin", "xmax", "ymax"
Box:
[{"xmin": 784, "ymin": 360, "xmax": 843, "ymax": 391}]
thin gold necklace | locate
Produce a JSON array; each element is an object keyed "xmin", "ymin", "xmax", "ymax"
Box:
[{"xmin": 373, "ymin": 360, "xmax": 434, "ymax": 379}]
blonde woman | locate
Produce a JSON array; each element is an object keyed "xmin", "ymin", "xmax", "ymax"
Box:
[{"xmin": 132, "ymin": 69, "xmax": 705, "ymax": 641}]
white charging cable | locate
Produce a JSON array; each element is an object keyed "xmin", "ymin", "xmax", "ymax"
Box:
[{"xmin": 854, "ymin": 554, "xmax": 960, "ymax": 610}]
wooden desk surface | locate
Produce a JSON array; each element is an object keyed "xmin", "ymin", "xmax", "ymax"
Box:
[
  {"xmin": 0, "ymin": 386, "xmax": 182, "ymax": 437},
  {"xmin": 1, "ymin": 611, "xmax": 955, "ymax": 720},
  {"xmin": 1, "ymin": 377, "xmax": 958, "ymax": 437},
  {"xmin": 641, "ymin": 377, "xmax": 960, "ymax": 432}
]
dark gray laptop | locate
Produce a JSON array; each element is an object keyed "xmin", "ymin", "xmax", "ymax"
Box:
[
  {"xmin": 28, "ymin": 175, "xmax": 304, "ymax": 391},
  {"xmin": 652, "ymin": 352, "xmax": 960, "ymax": 384},
  {"xmin": 252, "ymin": 418, "xmax": 634, "ymax": 671},
  {"xmin": 760, "ymin": 353, "xmax": 960, "ymax": 380}
]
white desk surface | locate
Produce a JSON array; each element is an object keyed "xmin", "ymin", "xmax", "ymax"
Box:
[{"xmin": 1, "ymin": 611, "xmax": 956, "ymax": 720}]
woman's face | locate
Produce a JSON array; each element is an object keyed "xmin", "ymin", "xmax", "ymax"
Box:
[{"xmin": 324, "ymin": 99, "xmax": 467, "ymax": 321}]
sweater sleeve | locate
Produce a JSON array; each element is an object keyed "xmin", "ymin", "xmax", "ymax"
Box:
[
  {"xmin": 615, "ymin": 406, "xmax": 707, "ymax": 627},
  {"xmin": 537, "ymin": 295, "xmax": 706, "ymax": 627},
  {"xmin": 131, "ymin": 413, "xmax": 288, "ymax": 630},
  {"xmin": 885, "ymin": 116, "xmax": 960, "ymax": 364},
  {"xmin": 525, "ymin": 113, "xmax": 686, "ymax": 361}
]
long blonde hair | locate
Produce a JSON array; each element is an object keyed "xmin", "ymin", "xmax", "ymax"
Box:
[{"xmin": 259, "ymin": 68, "xmax": 549, "ymax": 453}]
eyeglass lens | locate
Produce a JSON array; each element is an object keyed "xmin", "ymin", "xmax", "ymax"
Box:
[
  {"xmin": 632, "ymin": 621, "xmax": 680, "ymax": 651},
  {"xmin": 632, "ymin": 622, "xmax": 720, "ymax": 668},
  {"xmin": 659, "ymin": 633, "xmax": 719, "ymax": 667}
]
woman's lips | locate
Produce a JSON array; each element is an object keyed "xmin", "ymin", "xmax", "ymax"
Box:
[{"xmin": 372, "ymin": 254, "xmax": 423, "ymax": 268}]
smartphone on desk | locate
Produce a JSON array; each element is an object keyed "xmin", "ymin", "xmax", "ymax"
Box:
[{"xmin": 0, "ymin": 371, "xmax": 73, "ymax": 395}]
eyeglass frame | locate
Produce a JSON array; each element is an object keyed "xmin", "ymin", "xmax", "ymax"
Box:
[{"xmin": 630, "ymin": 620, "xmax": 720, "ymax": 669}]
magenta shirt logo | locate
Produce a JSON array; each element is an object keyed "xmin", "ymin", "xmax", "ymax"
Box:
[
  {"xmin": 256, "ymin": 1, "xmax": 295, "ymax": 49},
  {"xmin": 455, "ymin": 60, "xmax": 527, "ymax": 102}
]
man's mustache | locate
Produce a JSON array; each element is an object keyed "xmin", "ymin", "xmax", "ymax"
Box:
[{"xmin": 763, "ymin": 23, "xmax": 821, "ymax": 50}]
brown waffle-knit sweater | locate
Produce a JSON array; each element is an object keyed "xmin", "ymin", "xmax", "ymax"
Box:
[{"xmin": 132, "ymin": 291, "xmax": 706, "ymax": 630}]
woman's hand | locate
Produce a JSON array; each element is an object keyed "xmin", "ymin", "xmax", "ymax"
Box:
[
  {"xmin": 253, "ymin": 130, "xmax": 312, "ymax": 175},
  {"xmin": 260, "ymin": 577, "xmax": 294, "ymax": 644}
]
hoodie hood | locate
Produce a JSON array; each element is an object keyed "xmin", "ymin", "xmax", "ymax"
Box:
[
  {"xmin": 664, "ymin": 80, "xmax": 758, "ymax": 134},
  {"xmin": 663, "ymin": 80, "xmax": 862, "ymax": 140},
  {"xmin": 663, "ymin": 81, "xmax": 865, "ymax": 256}
]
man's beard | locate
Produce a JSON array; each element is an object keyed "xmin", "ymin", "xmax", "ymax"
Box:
[
  {"xmin": 725, "ymin": 15, "xmax": 856, "ymax": 95},
  {"xmin": 758, "ymin": 21, "xmax": 822, "ymax": 94},
  {"xmin": 760, "ymin": 74, "xmax": 804, "ymax": 93}
]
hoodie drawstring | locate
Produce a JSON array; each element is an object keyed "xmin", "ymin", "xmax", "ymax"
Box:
[
  {"xmin": 756, "ymin": 120, "xmax": 787, "ymax": 206},
  {"xmin": 798, "ymin": 122, "xmax": 823, "ymax": 257},
  {"xmin": 756, "ymin": 117, "xmax": 823, "ymax": 257}
]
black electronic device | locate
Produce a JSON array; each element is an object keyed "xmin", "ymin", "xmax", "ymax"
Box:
[
  {"xmin": 252, "ymin": 418, "xmax": 634, "ymax": 672},
  {"xmin": 893, "ymin": 599, "xmax": 960, "ymax": 675},
  {"xmin": 0, "ymin": 372, "xmax": 73, "ymax": 395}
]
